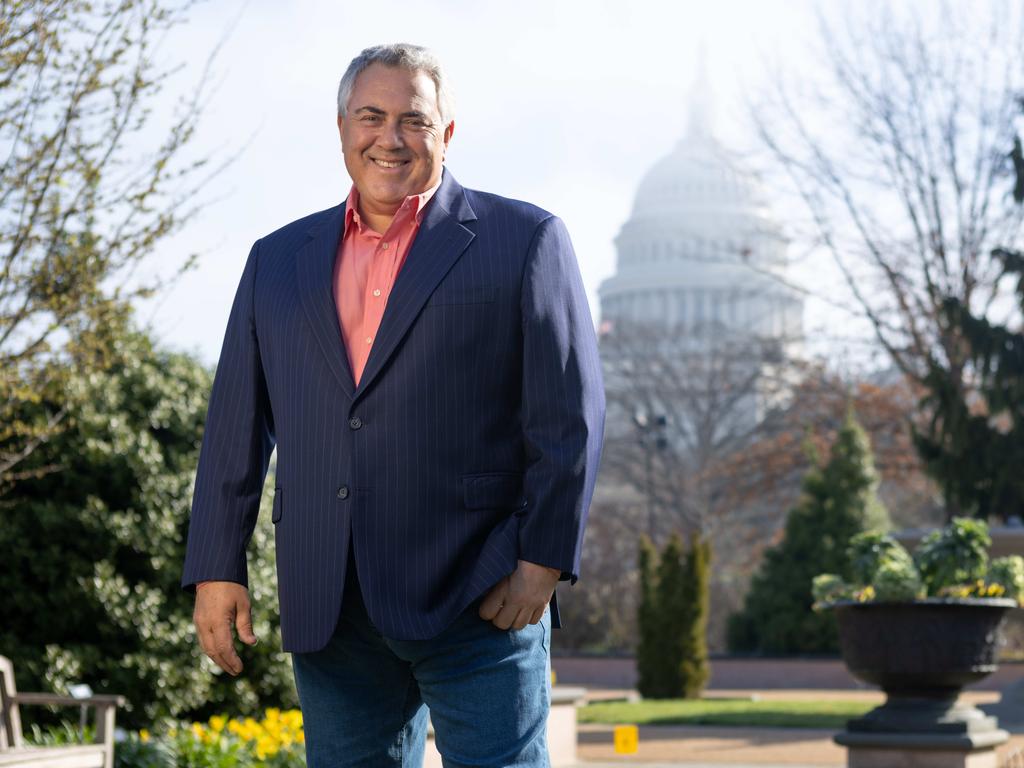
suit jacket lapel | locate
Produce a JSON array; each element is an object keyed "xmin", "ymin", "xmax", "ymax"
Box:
[
  {"xmin": 296, "ymin": 203, "xmax": 356, "ymax": 399},
  {"xmin": 353, "ymin": 170, "xmax": 477, "ymax": 402}
]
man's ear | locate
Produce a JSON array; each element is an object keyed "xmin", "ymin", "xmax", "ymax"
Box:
[
  {"xmin": 336, "ymin": 114, "xmax": 345, "ymax": 144},
  {"xmin": 443, "ymin": 120, "xmax": 455, "ymax": 148}
]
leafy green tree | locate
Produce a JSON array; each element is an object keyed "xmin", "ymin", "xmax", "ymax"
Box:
[
  {"xmin": 0, "ymin": 0, "xmax": 218, "ymax": 491},
  {"xmin": 727, "ymin": 409, "xmax": 890, "ymax": 653},
  {"xmin": 0, "ymin": 322, "xmax": 294, "ymax": 729}
]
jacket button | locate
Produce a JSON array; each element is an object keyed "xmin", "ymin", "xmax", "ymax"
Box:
[
  {"xmin": 337, "ymin": 485, "xmax": 349, "ymax": 500},
  {"xmin": 349, "ymin": 416, "xmax": 362, "ymax": 430}
]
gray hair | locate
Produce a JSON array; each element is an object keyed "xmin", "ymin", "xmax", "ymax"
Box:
[{"xmin": 337, "ymin": 43, "xmax": 455, "ymax": 126}]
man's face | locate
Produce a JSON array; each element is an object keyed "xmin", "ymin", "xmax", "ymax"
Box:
[{"xmin": 338, "ymin": 63, "xmax": 454, "ymax": 218}]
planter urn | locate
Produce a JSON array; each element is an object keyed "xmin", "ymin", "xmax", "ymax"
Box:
[{"xmin": 829, "ymin": 598, "xmax": 1016, "ymax": 767}]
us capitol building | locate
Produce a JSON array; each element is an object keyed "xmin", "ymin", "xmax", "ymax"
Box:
[{"xmin": 597, "ymin": 76, "xmax": 805, "ymax": 435}]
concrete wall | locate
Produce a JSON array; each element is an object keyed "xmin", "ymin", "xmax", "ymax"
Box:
[{"xmin": 551, "ymin": 656, "xmax": 1024, "ymax": 691}]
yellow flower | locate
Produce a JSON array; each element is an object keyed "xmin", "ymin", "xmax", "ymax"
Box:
[
  {"xmin": 855, "ymin": 586, "xmax": 876, "ymax": 602},
  {"xmin": 139, "ymin": 729, "xmax": 150, "ymax": 743},
  {"xmin": 255, "ymin": 735, "xmax": 280, "ymax": 759},
  {"xmin": 209, "ymin": 715, "xmax": 227, "ymax": 733}
]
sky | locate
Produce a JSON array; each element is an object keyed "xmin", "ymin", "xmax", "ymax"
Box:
[{"xmin": 133, "ymin": 0, "xmax": 865, "ymax": 368}]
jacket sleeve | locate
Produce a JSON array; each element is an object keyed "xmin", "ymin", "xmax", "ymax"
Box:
[
  {"xmin": 518, "ymin": 215, "xmax": 606, "ymax": 585},
  {"xmin": 181, "ymin": 240, "xmax": 276, "ymax": 592}
]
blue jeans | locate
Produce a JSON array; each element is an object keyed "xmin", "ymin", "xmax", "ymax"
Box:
[{"xmin": 291, "ymin": 550, "xmax": 552, "ymax": 768}]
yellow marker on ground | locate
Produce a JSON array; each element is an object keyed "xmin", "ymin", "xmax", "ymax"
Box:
[
  {"xmin": 550, "ymin": 669, "xmax": 557, "ymax": 685},
  {"xmin": 613, "ymin": 724, "xmax": 639, "ymax": 754}
]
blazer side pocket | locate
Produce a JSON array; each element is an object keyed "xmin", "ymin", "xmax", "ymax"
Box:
[
  {"xmin": 272, "ymin": 487, "xmax": 283, "ymax": 523},
  {"xmin": 461, "ymin": 471, "xmax": 526, "ymax": 511}
]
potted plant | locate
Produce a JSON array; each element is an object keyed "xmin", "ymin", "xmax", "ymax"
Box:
[{"xmin": 813, "ymin": 517, "xmax": 1024, "ymax": 748}]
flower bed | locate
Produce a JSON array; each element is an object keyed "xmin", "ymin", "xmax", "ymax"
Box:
[{"xmin": 116, "ymin": 708, "xmax": 306, "ymax": 767}]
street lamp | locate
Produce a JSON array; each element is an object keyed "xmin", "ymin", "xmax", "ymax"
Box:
[{"xmin": 633, "ymin": 411, "xmax": 668, "ymax": 541}]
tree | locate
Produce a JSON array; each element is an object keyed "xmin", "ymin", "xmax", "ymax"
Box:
[
  {"xmin": 0, "ymin": 322, "xmax": 295, "ymax": 729},
  {"xmin": 754, "ymin": 3, "xmax": 1024, "ymax": 518},
  {"xmin": 600, "ymin": 321, "xmax": 798, "ymax": 542},
  {"xmin": 678, "ymin": 533, "xmax": 710, "ymax": 698},
  {"xmin": 0, "ymin": 0, "xmax": 221, "ymax": 491},
  {"xmin": 913, "ymin": 130, "xmax": 1024, "ymax": 519},
  {"xmin": 635, "ymin": 534, "xmax": 663, "ymax": 697},
  {"xmin": 636, "ymin": 531, "xmax": 710, "ymax": 699},
  {"xmin": 598, "ymin": 323, "xmax": 795, "ymax": 657},
  {"xmin": 727, "ymin": 408, "xmax": 889, "ymax": 654}
]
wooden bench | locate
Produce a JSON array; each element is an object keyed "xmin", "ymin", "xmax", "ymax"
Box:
[{"xmin": 0, "ymin": 656, "xmax": 124, "ymax": 768}]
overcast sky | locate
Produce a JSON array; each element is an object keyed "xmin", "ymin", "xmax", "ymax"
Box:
[{"xmin": 133, "ymin": 0, "xmax": 877, "ymax": 368}]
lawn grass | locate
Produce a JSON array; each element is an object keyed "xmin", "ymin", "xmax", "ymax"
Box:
[{"xmin": 577, "ymin": 698, "xmax": 875, "ymax": 729}]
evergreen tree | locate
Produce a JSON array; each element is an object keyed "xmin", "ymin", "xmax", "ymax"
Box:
[
  {"xmin": 636, "ymin": 532, "xmax": 711, "ymax": 699},
  {"xmin": 914, "ymin": 140, "xmax": 1024, "ymax": 520},
  {"xmin": 679, "ymin": 534, "xmax": 711, "ymax": 697},
  {"xmin": 0, "ymin": 322, "xmax": 295, "ymax": 729},
  {"xmin": 727, "ymin": 409, "xmax": 890, "ymax": 654},
  {"xmin": 635, "ymin": 535, "xmax": 661, "ymax": 697},
  {"xmin": 653, "ymin": 534, "xmax": 687, "ymax": 698}
]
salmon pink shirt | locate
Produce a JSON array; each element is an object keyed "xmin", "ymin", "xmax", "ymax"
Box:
[
  {"xmin": 334, "ymin": 181, "xmax": 440, "ymax": 386},
  {"xmin": 194, "ymin": 179, "xmax": 439, "ymax": 593}
]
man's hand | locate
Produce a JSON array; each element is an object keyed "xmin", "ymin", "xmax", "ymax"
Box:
[
  {"xmin": 479, "ymin": 559, "xmax": 561, "ymax": 630},
  {"xmin": 193, "ymin": 581, "xmax": 258, "ymax": 676}
]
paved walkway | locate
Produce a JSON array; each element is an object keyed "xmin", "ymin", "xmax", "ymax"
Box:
[
  {"xmin": 571, "ymin": 689, "xmax": 1024, "ymax": 766},
  {"xmin": 575, "ymin": 724, "xmax": 1024, "ymax": 766}
]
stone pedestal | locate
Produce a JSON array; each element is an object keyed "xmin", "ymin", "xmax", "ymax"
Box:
[{"xmin": 836, "ymin": 696, "xmax": 1009, "ymax": 768}]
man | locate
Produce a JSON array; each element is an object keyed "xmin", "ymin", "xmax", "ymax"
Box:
[{"xmin": 182, "ymin": 43, "xmax": 604, "ymax": 767}]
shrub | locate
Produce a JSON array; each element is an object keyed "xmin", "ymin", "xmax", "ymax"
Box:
[
  {"xmin": 847, "ymin": 531, "xmax": 916, "ymax": 586},
  {"xmin": 990, "ymin": 557, "xmax": 1024, "ymax": 601},
  {"xmin": 1, "ymin": 325, "xmax": 296, "ymax": 729},
  {"xmin": 636, "ymin": 532, "xmax": 710, "ymax": 699},
  {"xmin": 914, "ymin": 517, "xmax": 991, "ymax": 594},
  {"xmin": 679, "ymin": 534, "xmax": 711, "ymax": 697},
  {"xmin": 872, "ymin": 559, "xmax": 924, "ymax": 601},
  {"xmin": 727, "ymin": 409, "xmax": 890, "ymax": 653},
  {"xmin": 813, "ymin": 518, "xmax": 1024, "ymax": 607}
]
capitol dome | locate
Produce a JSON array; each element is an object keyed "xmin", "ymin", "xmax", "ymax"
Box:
[{"xmin": 598, "ymin": 80, "xmax": 803, "ymax": 342}]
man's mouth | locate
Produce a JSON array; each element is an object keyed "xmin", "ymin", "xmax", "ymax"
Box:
[{"xmin": 371, "ymin": 158, "xmax": 409, "ymax": 169}]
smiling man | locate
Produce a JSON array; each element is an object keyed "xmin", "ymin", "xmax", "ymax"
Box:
[{"xmin": 182, "ymin": 43, "xmax": 605, "ymax": 768}]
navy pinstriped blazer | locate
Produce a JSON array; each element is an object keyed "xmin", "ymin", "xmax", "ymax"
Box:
[{"xmin": 181, "ymin": 169, "xmax": 605, "ymax": 653}]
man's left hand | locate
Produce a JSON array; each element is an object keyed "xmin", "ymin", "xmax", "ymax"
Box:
[{"xmin": 479, "ymin": 559, "xmax": 561, "ymax": 630}]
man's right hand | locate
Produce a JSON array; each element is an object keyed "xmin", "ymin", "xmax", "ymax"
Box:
[{"xmin": 193, "ymin": 581, "xmax": 258, "ymax": 676}]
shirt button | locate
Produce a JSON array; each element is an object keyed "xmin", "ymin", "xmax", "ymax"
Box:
[
  {"xmin": 373, "ymin": 289, "xmax": 381, "ymax": 297},
  {"xmin": 337, "ymin": 485, "xmax": 350, "ymax": 500},
  {"xmin": 381, "ymin": 242, "xmax": 389, "ymax": 250},
  {"xmin": 349, "ymin": 416, "xmax": 362, "ymax": 430},
  {"xmin": 365, "ymin": 336, "xmax": 372, "ymax": 344}
]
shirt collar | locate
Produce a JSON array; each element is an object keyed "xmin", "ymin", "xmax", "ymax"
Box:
[{"xmin": 343, "ymin": 178, "xmax": 442, "ymax": 236}]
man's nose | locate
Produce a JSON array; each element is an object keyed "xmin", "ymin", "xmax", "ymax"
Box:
[{"xmin": 375, "ymin": 120, "xmax": 404, "ymax": 149}]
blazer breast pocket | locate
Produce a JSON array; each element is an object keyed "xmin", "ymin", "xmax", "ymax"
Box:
[
  {"xmin": 272, "ymin": 487, "xmax": 283, "ymax": 523},
  {"xmin": 425, "ymin": 285, "xmax": 497, "ymax": 307}
]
